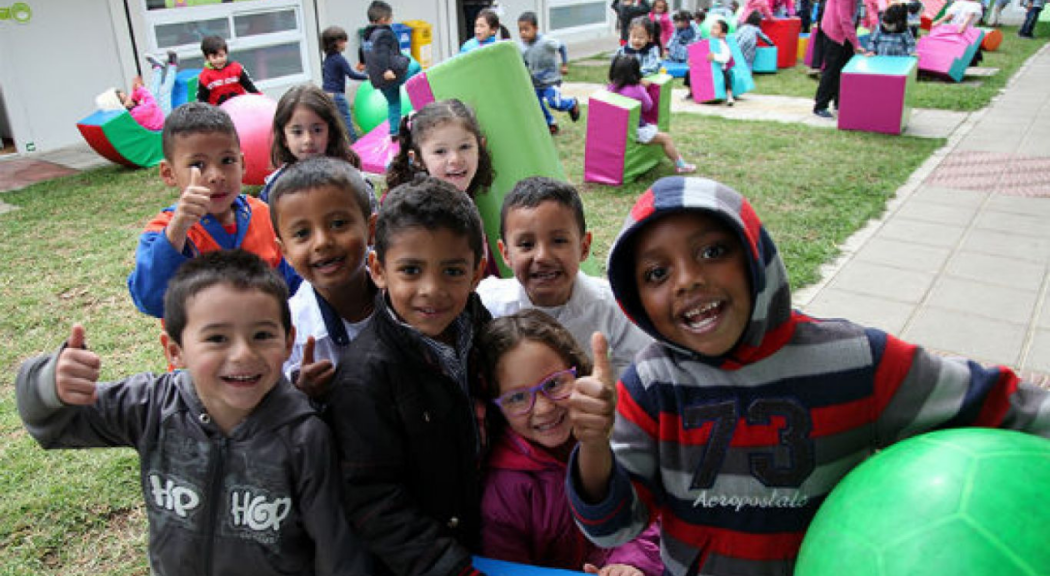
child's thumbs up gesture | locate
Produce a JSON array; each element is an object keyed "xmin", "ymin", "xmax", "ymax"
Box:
[
  {"xmin": 295, "ymin": 336, "xmax": 335, "ymax": 399},
  {"xmin": 570, "ymin": 332, "xmax": 617, "ymax": 502},
  {"xmin": 167, "ymin": 166, "xmax": 212, "ymax": 252},
  {"xmin": 56, "ymin": 324, "xmax": 101, "ymax": 405}
]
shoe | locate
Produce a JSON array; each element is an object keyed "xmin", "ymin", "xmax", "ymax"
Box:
[
  {"xmin": 167, "ymin": 50, "xmax": 179, "ymax": 66},
  {"xmin": 813, "ymin": 109, "xmax": 833, "ymax": 119},
  {"xmin": 675, "ymin": 162, "xmax": 696, "ymax": 174},
  {"xmin": 727, "ymin": 98, "xmax": 735, "ymax": 107},
  {"xmin": 145, "ymin": 53, "xmax": 164, "ymax": 68},
  {"xmin": 683, "ymin": 91, "xmax": 694, "ymax": 101},
  {"xmin": 549, "ymin": 123, "xmax": 560, "ymax": 135},
  {"xmin": 569, "ymin": 101, "xmax": 580, "ymax": 122}
]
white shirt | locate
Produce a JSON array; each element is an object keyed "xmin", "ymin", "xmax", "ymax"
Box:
[
  {"xmin": 476, "ymin": 271, "xmax": 653, "ymax": 380},
  {"xmin": 284, "ymin": 281, "xmax": 372, "ymax": 381}
]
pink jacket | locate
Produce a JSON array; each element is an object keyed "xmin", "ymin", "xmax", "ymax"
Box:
[
  {"xmin": 739, "ymin": 0, "xmax": 774, "ymax": 24},
  {"xmin": 128, "ymin": 86, "xmax": 164, "ymax": 131},
  {"xmin": 821, "ymin": 0, "xmax": 860, "ymax": 47},
  {"xmin": 649, "ymin": 11, "xmax": 674, "ymax": 51},
  {"xmin": 481, "ymin": 431, "xmax": 663, "ymax": 576}
]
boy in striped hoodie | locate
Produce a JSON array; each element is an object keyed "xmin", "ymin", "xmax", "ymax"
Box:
[{"xmin": 567, "ymin": 176, "xmax": 1050, "ymax": 576}]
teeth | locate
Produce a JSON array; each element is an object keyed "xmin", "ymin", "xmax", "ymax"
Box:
[
  {"xmin": 314, "ymin": 257, "xmax": 342, "ymax": 268},
  {"xmin": 224, "ymin": 375, "xmax": 258, "ymax": 382},
  {"xmin": 532, "ymin": 271, "xmax": 558, "ymax": 280},
  {"xmin": 683, "ymin": 301, "xmax": 719, "ymax": 320}
]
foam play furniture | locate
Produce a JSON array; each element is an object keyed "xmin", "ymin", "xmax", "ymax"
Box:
[
  {"xmin": 752, "ymin": 45, "xmax": 779, "ymax": 73},
  {"xmin": 760, "ymin": 17, "xmax": 802, "ymax": 67},
  {"xmin": 857, "ymin": 26, "xmax": 872, "ymax": 52},
  {"xmin": 917, "ymin": 25, "xmax": 984, "ymax": 82},
  {"xmin": 688, "ymin": 36, "xmax": 755, "ymax": 103},
  {"xmin": 352, "ymin": 120, "xmax": 399, "ymax": 174},
  {"xmin": 980, "ymin": 27, "xmax": 1003, "ymax": 51},
  {"xmin": 583, "ymin": 74, "xmax": 672, "ymax": 186},
  {"xmin": 804, "ymin": 26, "xmax": 818, "ymax": 67},
  {"xmin": 661, "ymin": 60, "xmax": 690, "ymax": 78},
  {"xmin": 798, "ymin": 33, "xmax": 810, "ymax": 61},
  {"xmin": 399, "ymin": 41, "xmax": 565, "ymax": 277},
  {"xmin": 838, "ymin": 55, "xmax": 917, "ymax": 135},
  {"xmin": 76, "ymin": 68, "xmax": 200, "ymax": 168}
]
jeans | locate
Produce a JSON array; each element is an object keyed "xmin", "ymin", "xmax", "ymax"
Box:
[
  {"xmin": 534, "ymin": 85, "xmax": 577, "ymax": 126},
  {"xmin": 331, "ymin": 92, "xmax": 358, "ymax": 142},
  {"xmin": 149, "ymin": 62, "xmax": 177, "ymax": 116},
  {"xmin": 380, "ymin": 84, "xmax": 402, "ymax": 136},
  {"xmin": 1020, "ymin": 6, "xmax": 1043, "ymax": 35}
]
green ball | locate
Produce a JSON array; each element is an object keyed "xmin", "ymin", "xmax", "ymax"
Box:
[
  {"xmin": 352, "ymin": 57, "xmax": 422, "ymax": 134},
  {"xmin": 797, "ymin": 428, "xmax": 1050, "ymax": 576}
]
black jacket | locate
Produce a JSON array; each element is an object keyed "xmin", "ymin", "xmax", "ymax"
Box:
[
  {"xmin": 361, "ymin": 24, "xmax": 410, "ymax": 89},
  {"xmin": 327, "ymin": 292, "xmax": 492, "ymax": 576}
]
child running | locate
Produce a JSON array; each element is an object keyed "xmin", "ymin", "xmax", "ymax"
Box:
[
  {"xmin": 321, "ymin": 25, "xmax": 368, "ymax": 143},
  {"xmin": 518, "ymin": 11, "xmax": 581, "ymax": 135},
  {"xmin": 326, "ymin": 177, "xmax": 492, "ymax": 576},
  {"xmin": 361, "ymin": 0, "xmax": 411, "ymax": 139},
  {"xmin": 614, "ymin": 17, "xmax": 663, "ymax": 77},
  {"xmin": 17, "ymin": 250, "xmax": 369, "ymax": 576},
  {"xmin": 386, "ymin": 98, "xmax": 501, "ymax": 277},
  {"xmin": 197, "ymin": 35, "xmax": 261, "ymax": 105},
  {"xmin": 566, "ymin": 176, "xmax": 1050, "ymax": 576},
  {"xmin": 461, "ymin": 8, "xmax": 509, "ymax": 53},
  {"xmin": 478, "ymin": 309, "xmax": 662, "ymax": 576},
  {"xmin": 259, "ymin": 83, "xmax": 366, "ymax": 205},
  {"xmin": 607, "ymin": 55, "xmax": 696, "ymax": 174},
  {"xmin": 269, "ymin": 156, "xmax": 378, "ymax": 397},
  {"xmin": 127, "ymin": 102, "xmax": 299, "ymax": 319}
]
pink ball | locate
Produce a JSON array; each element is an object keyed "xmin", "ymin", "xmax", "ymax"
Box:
[{"xmin": 220, "ymin": 94, "xmax": 276, "ymax": 186}]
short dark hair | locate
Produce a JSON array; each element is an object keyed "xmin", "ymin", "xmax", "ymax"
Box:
[
  {"xmin": 200, "ymin": 35, "xmax": 228, "ymax": 57},
  {"xmin": 628, "ymin": 16, "xmax": 656, "ymax": 40},
  {"xmin": 608, "ymin": 54, "xmax": 643, "ymax": 90},
  {"xmin": 368, "ymin": 1, "xmax": 393, "ymax": 23},
  {"xmin": 745, "ymin": 9, "xmax": 763, "ymax": 26},
  {"xmin": 269, "ymin": 156, "xmax": 373, "ymax": 235},
  {"xmin": 518, "ymin": 11, "xmax": 538, "ymax": 27},
  {"xmin": 320, "ymin": 25, "xmax": 349, "ymax": 55},
  {"xmin": 161, "ymin": 102, "xmax": 240, "ymax": 161},
  {"xmin": 375, "ymin": 175, "xmax": 484, "ymax": 266},
  {"xmin": 673, "ymin": 9, "xmax": 694, "ymax": 22},
  {"xmin": 500, "ymin": 177, "xmax": 586, "ymax": 240},
  {"xmin": 163, "ymin": 250, "xmax": 291, "ymax": 346}
]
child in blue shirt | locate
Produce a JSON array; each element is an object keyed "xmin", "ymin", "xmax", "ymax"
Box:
[{"xmin": 321, "ymin": 25, "xmax": 367, "ymax": 142}]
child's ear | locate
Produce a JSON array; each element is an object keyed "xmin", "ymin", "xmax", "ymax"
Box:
[
  {"xmin": 368, "ymin": 251, "xmax": 387, "ymax": 290},
  {"xmin": 497, "ymin": 238, "xmax": 512, "ymax": 267},
  {"xmin": 160, "ymin": 331, "xmax": 186, "ymax": 369},
  {"xmin": 275, "ymin": 234, "xmax": 286, "ymax": 255},
  {"xmin": 580, "ymin": 231, "xmax": 593, "ymax": 262},
  {"xmin": 471, "ymin": 254, "xmax": 486, "ymax": 290},
  {"xmin": 159, "ymin": 160, "xmax": 178, "ymax": 187}
]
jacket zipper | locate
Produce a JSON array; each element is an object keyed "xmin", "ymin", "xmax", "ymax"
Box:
[{"xmin": 201, "ymin": 437, "xmax": 227, "ymax": 576}]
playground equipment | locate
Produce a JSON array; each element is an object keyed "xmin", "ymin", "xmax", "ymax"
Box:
[
  {"xmin": 751, "ymin": 46, "xmax": 779, "ymax": 73},
  {"xmin": 351, "ymin": 58, "xmax": 423, "ymax": 134},
  {"xmin": 220, "ymin": 93, "xmax": 277, "ymax": 186},
  {"xmin": 797, "ymin": 428, "xmax": 1050, "ymax": 576},
  {"xmin": 838, "ymin": 55, "xmax": 918, "ymax": 135},
  {"xmin": 688, "ymin": 36, "xmax": 755, "ymax": 103},
  {"xmin": 583, "ymin": 74, "xmax": 673, "ymax": 186},
  {"xmin": 760, "ymin": 17, "xmax": 802, "ymax": 67},
  {"xmin": 917, "ymin": 25, "xmax": 985, "ymax": 82}
]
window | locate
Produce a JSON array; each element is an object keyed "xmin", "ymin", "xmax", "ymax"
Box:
[{"xmin": 548, "ymin": 0, "xmax": 609, "ymax": 31}]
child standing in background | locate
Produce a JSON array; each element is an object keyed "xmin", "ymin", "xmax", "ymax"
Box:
[
  {"xmin": 614, "ymin": 17, "xmax": 663, "ymax": 77},
  {"xmin": 608, "ymin": 55, "xmax": 696, "ymax": 174},
  {"xmin": 461, "ymin": 8, "xmax": 510, "ymax": 53},
  {"xmin": 478, "ymin": 309, "xmax": 662, "ymax": 576},
  {"xmin": 612, "ymin": 0, "xmax": 653, "ymax": 46},
  {"xmin": 667, "ymin": 10, "xmax": 699, "ymax": 98},
  {"xmin": 736, "ymin": 10, "xmax": 776, "ymax": 69},
  {"xmin": 706, "ymin": 19, "xmax": 738, "ymax": 106},
  {"xmin": 361, "ymin": 0, "xmax": 411, "ymax": 139},
  {"xmin": 196, "ymin": 35, "xmax": 261, "ymax": 105},
  {"xmin": 865, "ymin": 4, "xmax": 917, "ymax": 56},
  {"xmin": 649, "ymin": 0, "xmax": 675, "ymax": 54},
  {"xmin": 259, "ymin": 84, "xmax": 365, "ymax": 205},
  {"xmin": 518, "ymin": 11, "xmax": 581, "ymax": 135},
  {"xmin": 321, "ymin": 25, "xmax": 367, "ymax": 143}
]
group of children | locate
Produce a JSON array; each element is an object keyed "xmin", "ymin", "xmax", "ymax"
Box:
[{"xmin": 17, "ymin": 4, "xmax": 1050, "ymax": 576}]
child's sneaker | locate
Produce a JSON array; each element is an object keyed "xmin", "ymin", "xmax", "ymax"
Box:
[
  {"xmin": 145, "ymin": 54, "xmax": 164, "ymax": 69},
  {"xmin": 549, "ymin": 123, "xmax": 560, "ymax": 135},
  {"xmin": 167, "ymin": 50, "xmax": 179, "ymax": 66},
  {"xmin": 569, "ymin": 101, "xmax": 581, "ymax": 122},
  {"xmin": 675, "ymin": 161, "xmax": 696, "ymax": 174}
]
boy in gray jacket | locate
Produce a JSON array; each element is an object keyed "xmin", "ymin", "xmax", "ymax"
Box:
[
  {"xmin": 518, "ymin": 11, "xmax": 581, "ymax": 135},
  {"xmin": 16, "ymin": 250, "xmax": 369, "ymax": 576}
]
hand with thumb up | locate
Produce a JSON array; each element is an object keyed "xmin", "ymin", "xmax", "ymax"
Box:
[
  {"xmin": 55, "ymin": 324, "xmax": 102, "ymax": 405},
  {"xmin": 569, "ymin": 331, "xmax": 617, "ymax": 502},
  {"xmin": 166, "ymin": 166, "xmax": 212, "ymax": 253}
]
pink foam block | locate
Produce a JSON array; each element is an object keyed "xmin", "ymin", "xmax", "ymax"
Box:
[
  {"xmin": 838, "ymin": 55, "xmax": 917, "ymax": 135},
  {"xmin": 917, "ymin": 25, "xmax": 983, "ymax": 82},
  {"xmin": 760, "ymin": 17, "xmax": 801, "ymax": 68},
  {"xmin": 583, "ymin": 95, "xmax": 631, "ymax": 185},
  {"xmin": 405, "ymin": 71, "xmax": 435, "ymax": 109},
  {"xmin": 688, "ymin": 41, "xmax": 718, "ymax": 103},
  {"xmin": 804, "ymin": 26, "xmax": 817, "ymax": 67},
  {"xmin": 351, "ymin": 121, "xmax": 400, "ymax": 175}
]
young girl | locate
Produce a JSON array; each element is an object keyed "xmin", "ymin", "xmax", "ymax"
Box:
[
  {"xmin": 321, "ymin": 25, "xmax": 368, "ymax": 143},
  {"xmin": 736, "ymin": 10, "xmax": 776, "ymax": 69},
  {"xmin": 614, "ymin": 17, "xmax": 663, "ymax": 77},
  {"xmin": 259, "ymin": 84, "xmax": 365, "ymax": 204},
  {"xmin": 100, "ymin": 51, "xmax": 178, "ymax": 131},
  {"xmin": 461, "ymin": 8, "xmax": 510, "ymax": 53},
  {"xmin": 865, "ymin": 3, "xmax": 917, "ymax": 57},
  {"xmin": 385, "ymin": 98, "xmax": 501, "ymax": 276},
  {"xmin": 478, "ymin": 309, "xmax": 663, "ymax": 576},
  {"xmin": 649, "ymin": 0, "xmax": 675, "ymax": 55},
  {"xmin": 706, "ymin": 20, "xmax": 737, "ymax": 106},
  {"xmin": 608, "ymin": 55, "xmax": 696, "ymax": 173}
]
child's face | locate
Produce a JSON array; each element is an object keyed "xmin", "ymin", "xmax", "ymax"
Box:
[
  {"xmin": 413, "ymin": 122, "xmax": 479, "ymax": 194},
  {"xmin": 275, "ymin": 185, "xmax": 373, "ymax": 299},
  {"xmin": 518, "ymin": 21, "xmax": 538, "ymax": 43},
  {"xmin": 629, "ymin": 26, "xmax": 650, "ymax": 49},
  {"xmin": 337, "ymin": 39, "xmax": 348, "ymax": 53},
  {"xmin": 160, "ymin": 131, "xmax": 244, "ymax": 224},
  {"xmin": 162, "ymin": 283, "xmax": 293, "ymax": 434},
  {"xmin": 633, "ymin": 212, "xmax": 752, "ymax": 357},
  {"xmin": 369, "ymin": 226, "xmax": 485, "ymax": 343},
  {"xmin": 283, "ymin": 104, "xmax": 330, "ymax": 161},
  {"xmin": 495, "ymin": 339, "xmax": 574, "ymax": 451},
  {"xmin": 475, "ymin": 17, "xmax": 495, "ymax": 41},
  {"xmin": 676, "ymin": 19, "xmax": 691, "ymax": 30},
  {"xmin": 498, "ymin": 200, "xmax": 591, "ymax": 308},
  {"xmin": 206, "ymin": 49, "xmax": 228, "ymax": 69},
  {"xmin": 712, "ymin": 22, "xmax": 727, "ymax": 38},
  {"xmin": 654, "ymin": 0, "xmax": 669, "ymax": 13}
]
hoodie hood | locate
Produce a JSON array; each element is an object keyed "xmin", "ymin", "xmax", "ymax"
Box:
[{"xmin": 606, "ymin": 177, "xmax": 794, "ymax": 367}]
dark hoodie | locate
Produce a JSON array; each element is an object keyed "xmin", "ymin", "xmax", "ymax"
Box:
[
  {"xmin": 361, "ymin": 23, "xmax": 410, "ymax": 89},
  {"xmin": 567, "ymin": 176, "xmax": 1050, "ymax": 576}
]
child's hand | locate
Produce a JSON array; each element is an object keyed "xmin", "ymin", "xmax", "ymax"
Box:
[
  {"xmin": 355, "ymin": 62, "xmax": 366, "ymax": 72},
  {"xmin": 561, "ymin": 63, "xmax": 570, "ymax": 75},
  {"xmin": 168, "ymin": 167, "xmax": 211, "ymax": 246},
  {"xmin": 569, "ymin": 332, "xmax": 616, "ymax": 447},
  {"xmin": 383, "ymin": 69, "xmax": 396, "ymax": 81},
  {"xmin": 706, "ymin": 52, "xmax": 716, "ymax": 61},
  {"xmin": 295, "ymin": 336, "xmax": 335, "ymax": 399},
  {"xmin": 641, "ymin": 78, "xmax": 652, "ymax": 87},
  {"xmin": 584, "ymin": 564, "xmax": 644, "ymax": 576},
  {"xmin": 55, "ymin": 324, "xmax": 101, "ymax": 405},
  {"xmin": 865, "ymin": 50, "xmax": 875, "ymax": 56}
]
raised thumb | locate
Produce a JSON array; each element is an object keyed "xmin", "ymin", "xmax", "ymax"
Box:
[
  {"xmin": 302, "ymin": 335, "xmax": 316, "ymax": 365},
  {"xmin": 590, "ymin": 331, "xmax": 612, "ymax": 386},
  {"xmin": 68, "ymin": 324, "xmax": 88, "ymax": 350}
]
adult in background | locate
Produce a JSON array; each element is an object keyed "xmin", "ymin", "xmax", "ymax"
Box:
[{"xmin": 813, "ymin": 0, "xmax": 863, "ymax": 118}]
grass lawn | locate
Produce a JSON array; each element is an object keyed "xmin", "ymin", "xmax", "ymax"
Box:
[
  {"xmin": 1, "ymin": 92, "xmax": 941, "ymax": 572},
  {"xmin": 570, "ymin": 25, "xmax": 1049, "ymax": 111}
]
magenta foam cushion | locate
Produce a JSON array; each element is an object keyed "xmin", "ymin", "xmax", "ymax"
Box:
[
  {"xmin": 351, "ymin": 121, "xmax": 400, "ymax": 175},
  {"xmin": 405, "ymin": 72, "xmax": 435, "ymax": 108},
  {"xmin": 688, "ymin": 41, "xmax": 718, "ymax": 102},
  {"xmin": 838, "ymin": 55, "xmax": 917, "ymax": 135},
  {"xmin": 583, "ymin": 95, "xmax": 631, "ymax": 185}
]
